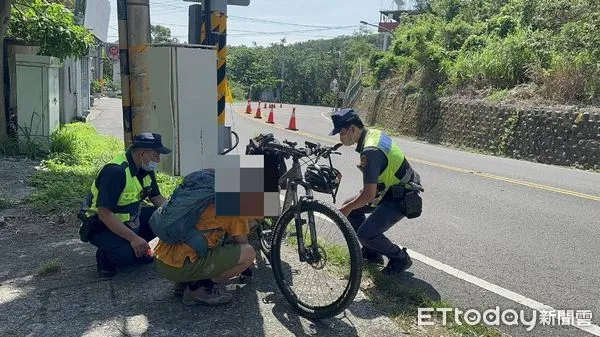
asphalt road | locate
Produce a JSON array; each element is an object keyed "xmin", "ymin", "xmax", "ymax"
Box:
[{"xmin": 227, "ymin": 101, "xmax": 600, "ymax": 337}]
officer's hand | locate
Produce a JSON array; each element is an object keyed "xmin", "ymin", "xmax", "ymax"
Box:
[
  {"xmin": 130, "ymin": 236, "xmax": 149, "ymax": 258},
  {"xmin": 339, "ymin": 205, "xmax": 352, "ymax": 217}
]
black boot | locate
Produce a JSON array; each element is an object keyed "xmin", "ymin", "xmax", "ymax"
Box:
[
  {"xmin": 96, "ymin": 249, "xmax": 116, "ymax": 277},
  {"xmin": 382, "ymin": 247, "xmax": 412, "ymax": 276}
]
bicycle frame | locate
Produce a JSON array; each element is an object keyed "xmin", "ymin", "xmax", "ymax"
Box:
[{"xmin": 276, "ymin": 154, "xmax": 321, "ymax": 263}]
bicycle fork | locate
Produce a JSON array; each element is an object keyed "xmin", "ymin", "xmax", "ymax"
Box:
[{"xmin": 290, "ymin": 190, "xmax": 320, "ymax": 264}]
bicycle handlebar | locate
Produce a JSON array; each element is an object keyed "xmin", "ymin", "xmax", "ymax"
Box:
[{"xmin": 261, "ymin": 139, "xmax": 342, "ymax": 161}]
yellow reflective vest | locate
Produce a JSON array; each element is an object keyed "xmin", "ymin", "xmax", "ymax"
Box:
[{"xmin": 83, "ymin": 152, "xmax": 153, "ymax": 223}]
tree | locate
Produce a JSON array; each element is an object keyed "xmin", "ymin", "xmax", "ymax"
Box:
[
  {"xmin": 150, "ymin": 25, "xmax": 178, "ymax": 44},
  {"xmin": 8, "ymin": 0, "xmax": 95, "ymax": 60},
  {"xmin": 47, "ymin": 0, "xmax": 74, "ymax": 10},
  {"xmin": 1, "ymin": 0, "xmax": 95, "ymax": 137}
]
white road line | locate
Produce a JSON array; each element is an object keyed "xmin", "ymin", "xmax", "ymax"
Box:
[
  {"xmin": 320, "ymin": 111, "xmax": 332, "ymax": 121},
  {"xmin": 275, "ymin": 196, "xmax": 600, "ymax": 335}
]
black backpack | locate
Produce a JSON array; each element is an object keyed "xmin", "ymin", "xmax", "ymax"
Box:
[{"xmin": 245, "ymin": 133, "xmax": 288, "ymax": 191}]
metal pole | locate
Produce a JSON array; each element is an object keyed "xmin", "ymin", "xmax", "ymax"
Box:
[
  {"xmin": 126, "ymin": 0, "xmax": 151, "ymax": 137},
  {"xmin": 337, "ymin": 50, "xmax": 342, "ymax": 110},
  {"xmin": 117, "ymin": 0, "xmax": 132, "ymax": 147},
  {"xmin": 203, "ymin": 0, "xmax": 211, "ymax": 45},
  {"xmin": 188, "ymin": 4, "xmax": 203, "ymax": 44},
  {"xmin": 383, "ymin": 33, "xmax": 389, "ymax": 50},
  {"xmin": 212, "ymin": 0, "xmax": 227, "ymax": 127}
]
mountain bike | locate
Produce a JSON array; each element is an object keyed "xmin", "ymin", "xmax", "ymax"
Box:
[{"xmin": 246, "ymin": 133, "xmax": 363, "ymax": 319}]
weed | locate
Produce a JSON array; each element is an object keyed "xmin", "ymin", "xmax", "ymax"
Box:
[{"xmin": 36, "ymin": 258, "xmax": 62, "ymax": 277}]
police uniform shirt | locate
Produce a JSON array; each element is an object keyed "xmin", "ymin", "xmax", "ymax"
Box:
[
  {"xmin": 94, "ymin": 150, "xmax": 161, "ymax": 211},
  {"xmin": 355, "ymin": 128, "xmax": 388, "ymax": 185}
]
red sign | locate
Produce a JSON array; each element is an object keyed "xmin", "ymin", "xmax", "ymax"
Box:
[
  {"xmin": 379, "ymin": 22, "xmax": 400, "ymax": 33},
  {"xmin": 107, "ymin": 44, "xmax": 119, "ymax": 63}
]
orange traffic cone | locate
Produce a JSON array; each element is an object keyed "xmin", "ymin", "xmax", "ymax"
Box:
[
  {"xmin": 255, "ymin": 102, "xmax": 262, "ymax": 118},
  {"xmin": 266, "ymin": 106, "xmax": 275, "ymax": 124},
  {"xmin": 245, "ymin": 99, "xmax": 252, "ymax": 114},
  {"xmin": 286, "ymin": 107, "xmax": 298, "ymax": 131}
]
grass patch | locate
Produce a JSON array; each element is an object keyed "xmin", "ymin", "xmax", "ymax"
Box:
[
  {"xmin": 25, "ymin": 122, "xmax": 182, "ymax": 214},
  {"xmin": 283, "ymin": 225, "xmax": 504, "ymax": 337},
  {"xmin": 486, "ymin": 89, "xmax": 509, "ymax": 102},
  {"xmin": 362, "ymin": 264, "xmax": 504, "ymax": 336},
  {"xmin": 36, "ymin": 258, "xmax": 62, "ymax": 277},
  {"xmin": 0, "ymin": 195, "xmax": 18, "ymax": 209}
]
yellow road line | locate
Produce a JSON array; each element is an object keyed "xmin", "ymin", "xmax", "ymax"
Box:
[{"xmin": 235, "ymin": 108, "xmax": 600, "ymax": 202}]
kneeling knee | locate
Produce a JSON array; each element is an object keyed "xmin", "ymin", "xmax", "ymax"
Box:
[
  {"xmin": 356, "ymin": 227, "xmax": 373, "ymax": 242},
  {"xmin": 240, "ymin": 244, "xmax": 256, "ymax": 263}
]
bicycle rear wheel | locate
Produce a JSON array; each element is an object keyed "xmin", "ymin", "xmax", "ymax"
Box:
[{"xmin": 270, "ymin": 199, "xmax": 362, "ymax": 319}]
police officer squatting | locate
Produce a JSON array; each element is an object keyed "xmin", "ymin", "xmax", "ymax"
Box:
[
  {"xmin": 330, "ymin": 108, "xmax": 424, "ymax": 276},
  {"xmin": 78, "ymin": 133, "xmax": 171, "ymax": 277}
]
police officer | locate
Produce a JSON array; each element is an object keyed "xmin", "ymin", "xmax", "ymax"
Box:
[
  {"xmin": 329, "ymin": 108, "xmax": 423, "ymax": 275},
  {"xmin": 78, "ymin": 132, "xmax": 171, "ymax": 277}
]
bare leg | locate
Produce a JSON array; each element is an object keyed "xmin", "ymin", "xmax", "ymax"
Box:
[{"xmin": 211, "ymin": 244, "xmax": 256, "ymax": 283}]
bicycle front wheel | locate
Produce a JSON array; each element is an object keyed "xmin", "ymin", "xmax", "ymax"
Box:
[{"xmin": 270, "ymin": 199, "xmax": 362, "ymax": 319}]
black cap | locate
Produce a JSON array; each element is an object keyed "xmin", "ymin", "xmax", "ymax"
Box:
[
  {"xmin": 130, "ymin": 132, "xmax": 171, "ymax": 154},
  {"xmin": 329, "ymin": 108, "xmax": 363, "ymax": 136}
]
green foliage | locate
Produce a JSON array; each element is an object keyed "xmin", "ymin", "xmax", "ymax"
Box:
[
  {"xmin": 90, "ymin": 79, "xmax": 101, "ymax": 94},
  {"xmin": 450, "ymin": 29, "xmax": 541, "ymax": 89},
  {"xmin": 227, "ymin": 32, "xmax": 379, "ymax": 106},
  {"xmin": 27, "ymin": 123, "xmax": 123, "ymax": 213},
  {"xmin": 0, "ymin": 195, "xmax": 17, "ymax": 209},
  {"xmin": 36, "ymin": 257, "xmax": 62, "ymax": 277},
  {"xmin": 365, "ymin": 0, "xmax": 600, "ymax": 105},
  {"xmin": 27, "ymin": 123, "xmax": 181, "ymax": 214},
  {"xmin": 150, "ymin": 24, "xmax": 178, "ymax": 44},
  {"xmin": 102, "ymin": 57, "xmax": 114, "ymax": 81},
  {"xmin": 8, "ymin": 0, "xmax": 95, "ymax": 60},
  {"xmin": 48, "ymin": 123, "xmax": 122, "ymax": 166},
  {"xmin": 229, "ymin": 80, "xmax": 247, "ymax": 101}
]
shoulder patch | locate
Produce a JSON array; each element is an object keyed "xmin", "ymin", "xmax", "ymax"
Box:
[{"xmin": 360, "ymin": 154, "xmax": 367, "ymax": 168}]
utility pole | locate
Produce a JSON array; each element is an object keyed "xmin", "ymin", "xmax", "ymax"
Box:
[
  {"xmin": 117, "ymin": 0, "xmax": 151, "ymax": 148},
  {"xmin": 331, "ymin": 50, "xmax": 342, "ymax": 112},
  {"xmin": 281, "ymin": 62, "xmax": 284, "ymax": 104}
]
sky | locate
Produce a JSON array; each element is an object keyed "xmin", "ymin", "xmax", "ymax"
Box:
[{"xmin": 106, "ymin": 0, "xmax": 411, "ymax": 47}]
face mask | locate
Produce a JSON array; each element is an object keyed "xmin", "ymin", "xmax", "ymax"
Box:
[
  {"xmin": 341, "ymin": 127, "xmax": 355, "ymax": 146},
  {"xmin": 142, "ymin": 152, "xmax": 158, "ymax": 171}
]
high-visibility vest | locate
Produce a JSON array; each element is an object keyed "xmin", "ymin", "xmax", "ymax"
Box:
[
  {"xmin": 360, "ymin": 128, "xmax": 414, "ymax": 206},
  {"xmin": 83, "ymin": 152, "xmax": 153, "ymax": 222}
]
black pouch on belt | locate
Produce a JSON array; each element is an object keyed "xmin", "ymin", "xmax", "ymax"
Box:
[{"xmin": 397, "ymin": 188, "xmax": 423, "ymax": 219}]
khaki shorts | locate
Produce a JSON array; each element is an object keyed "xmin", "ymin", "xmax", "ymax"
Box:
[{"xmin": 155, "ymin": 244, "xmax": 242, "ymax": 282}]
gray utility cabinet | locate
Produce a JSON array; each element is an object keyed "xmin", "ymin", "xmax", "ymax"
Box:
[{"xmin": 15, "ymin": 54, "xmax": 61, "ymax": 150}]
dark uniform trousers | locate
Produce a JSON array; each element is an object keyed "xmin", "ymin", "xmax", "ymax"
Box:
[
  {"xmin": 88, "ymin": 206, "xmax": 158, "ymax": 268},
  {"xmin": 347, "ymin": 194, "xmax": 407, "ymax": 259}
]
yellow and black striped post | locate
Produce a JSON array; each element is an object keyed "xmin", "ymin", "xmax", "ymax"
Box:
[{"xmin": 212, "ymin": 9, "xmax": 227, "ymax": 126}]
